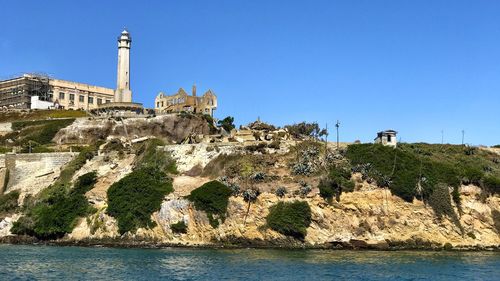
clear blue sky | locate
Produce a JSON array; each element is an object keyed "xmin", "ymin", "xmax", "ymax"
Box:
[{"xmin": 1, "ymin": 0, "xmax": 499, "ymax": 145}]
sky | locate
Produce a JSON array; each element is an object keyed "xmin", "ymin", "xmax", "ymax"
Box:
[{"xmin": 0, "ymin": 0, "xmax": 499, "ymax": 145}]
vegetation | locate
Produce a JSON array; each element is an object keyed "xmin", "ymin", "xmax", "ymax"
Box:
[
  {"xmin": 266, "ymin": 201, "xmax": 311, "ymax": 240},
  {"xmin": 170, "ymin": 221, "xmax": 188, "ymax": 234},
  {"xmin": 318, "ymin": 166, "xmax": 354, "ymax": 202},
  {"xmin": 107, "ymin": 139, "xmax": 175, "ymax": 234},
  {"xmin": 218, "ymin": 116, "xmax": 235, "ymax": 132},
  {"xmin": 285, "ymin": 122, "xmax": 327, "ymax": 139},
  {"xmin": 347, "ymin": 144, "xmax": 459, "ymax": 202},
  {"xmin": 428, "ymin": 183, "xmax": 461, "ymax": 228},
  {"xmin": 0, "ymin": 109, "xmax": 87, "ymax": 123},
  {"xmin": 11, "ymin": 145, "xmax": 98, "ymax": 239},
  {"xmin": 0, "ymin": 191, "xmax": 20, "ymax": 215},
  {"xmin": 483, "ymin": 176, "xmax": 500, "ymax": 195},
  {"xmin": 11, "ymin": 172, "xmax": 97, "ymax": 239},
  {"xmin": 134, "ymin": 138, "xmax": 177, "ymax": 174},
  {"xmin": 107, "ymin": 168, "xmax": 173, "ymax": 234},
  {"xmin": 0, "ymin": 118, "xmax": 75, "ymax": 147},
  {"xmin": 187, "ymin": 180, "xmax": 232, "ymax": 228}
]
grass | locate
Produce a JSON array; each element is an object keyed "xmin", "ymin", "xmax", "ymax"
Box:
[
  {"xmin": 266, "ymin": 201, "xmax": 311, "ymax": 240},
  {"xmin": 187, "ymin": 180, "xmax": 232, "ymax": 228},
  {"xmin": 0, "ymin": 110, "xmax": 87, "ymax": 123},
  {"xmin": 135, "ymin": 138, "xmax": 177, "ymax": 174},
  {"xmin": 106, "ymin": 168, "xmax": 173, "ymax": 234},
  {"xmin": 11, "ymin": 172, "xmax": 97, "ymax": 239},
  {"xmin": 0, "ymin": 119, "xmax": 75, "ymax": 147}
]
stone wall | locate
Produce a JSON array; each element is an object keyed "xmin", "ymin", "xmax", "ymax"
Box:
[{"xmin": 0, "ymin": 152, "xmax": 77, "ymax": 195}]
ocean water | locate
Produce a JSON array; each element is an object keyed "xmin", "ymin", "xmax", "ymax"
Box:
[{"xmin": 0, "ymin": 245, "xmax": 498, "ymax": 281}]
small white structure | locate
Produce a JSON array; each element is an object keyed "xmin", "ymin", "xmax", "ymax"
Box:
[
  {"xmin": 30, "ymin": 96, "xmax": 55, "ymax": 110},
  {"xmin": 374, "ymin": 130, "xmax": 398, "ymax": 147}
]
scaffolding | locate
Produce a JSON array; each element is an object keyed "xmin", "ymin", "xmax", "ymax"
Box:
[{"xmin": 0, "ymin": 73, "xmax": 51, "ymax": 109}]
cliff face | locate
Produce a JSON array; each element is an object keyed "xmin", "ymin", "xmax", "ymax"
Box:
[
  {"xmin": 53, "ymin": 115, "xmax": 212, "ymax": 145},
  {"xmin": 65, "ymin": 178, "xmax": 499, "ymax": 249},
  {"xmin": 1, "ymin": 140, "xmax": 499, "ymax": 250}
]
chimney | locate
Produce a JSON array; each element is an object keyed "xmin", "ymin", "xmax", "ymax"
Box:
[{"xmin": 192, "ymin": 84, "xmax": 197, "ymax": 97}]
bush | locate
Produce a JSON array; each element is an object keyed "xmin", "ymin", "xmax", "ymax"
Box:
[
  {"xmin": 135, "ymin": 138, "xmax": 177, "ymax": 174},
  {"xmin": 428, "ymin": 183, "xmax": 462, "ymax": 232},
  {"xmin": 284, "ymin": 122, "xmax": 326, "ymax": 139},
  {"xmin": 107, "ymin": 168, "xmax": 173, "ymax": 234},
  {"xmin": 170, "ymin": 221, "xmax": 188, "ymax": 234},
  {"xmin": 346, "ymin": 144, "xmax": 461, "ymax": 203},
  {"xmin": 217, "ymin": 116, "xmax": 235, "ymax": 132},
  {"xmin": 483, "ymin": 176, "xmax": 500, "ymax": 195},
  {"xmin": 11, "ymin": 145, "xmax": 98, "ymax": 239},
  {"xmin": 266, "ymin": 201, "xmax": 311, "ymax": 239},
  {"xmin": 187, "ymin": 180, "xmax": 232, "ymax": 228},
  {"xmin": 275, "ymin": 187, "xmax": 287, "ymax": 198},
  {"xmin": 0, "ymin": 191, "xmax": 20, "ymax": 214},
  {"xmin": 11, "ymin": 119, "xmax": 75, "ymax": 145},
  {"xmin": 461, "ymin": 166, "xmax": 484, "ymax": 185},
  {"xmin": 11, "ymin": 172, "xmax": 97, "ymax": 239},
  {"xmin": 318, "ymin": 167, "xmax": 354, "ymax": 202}
]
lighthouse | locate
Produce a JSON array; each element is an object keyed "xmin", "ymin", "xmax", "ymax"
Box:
[{"xmin": 115, "ymin": 29, "xmax": 132, "ymax": 103}]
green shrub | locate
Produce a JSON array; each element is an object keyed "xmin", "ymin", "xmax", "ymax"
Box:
[
  {"xmin": 187, "ymin": 180, "xmax": 232, "ymax": 228},
  {"xmin": 318, "ymin": 167, "xmax": 354, "ymax": 202},
  {"xmin": 107, "ymin": 168, "xmax": 173, "ymax": 234},
  {"xmin": 428, "ymin": 183, "xmax": 462, "ymax": 232},
  {"xmin": 217, "ymin": 116, "xmax": 235, "ymax": 132},
  {"xmin": 171, "ymin": 221, "xmax": 188, "ymax": 234},
  {"xmin": 0, "ymin": 191, "xmax": 20, "ymax": 214},
  {"xmin": 346, "ymin": 144, "xmax": 461, "ymax": 202},
  {"xmin": 266, "ymin": 201, "xmax": 311, "ymax": 239},
  {"xmin": 135, "ymin": 138, "xmax": 177, "ymax": 174},
  {"xmin": 11, "ymin": 172, "xmax": 97, "ymax": 239},
  {"xmin": 10, "ymin": 147, "xmax": 98, "ymax": 239},
  {"xmin": 461, "ymin": 166, "xmax": 484, "ymax": 185},
  {"xmin": 12, "ymin": 119, "xmax": 75, "ymax": 145},
  {"xmin": 483, "ymin": 176, "xmax": 500, "ymax": 195}
]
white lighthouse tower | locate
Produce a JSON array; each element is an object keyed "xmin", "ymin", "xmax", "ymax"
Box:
[{"xmin": 115, "ymin": 29, "xmax": 132, "ymax": 103}]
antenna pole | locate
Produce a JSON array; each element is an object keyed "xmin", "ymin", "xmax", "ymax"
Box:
[
  {"xmin": 461, "ymin": 130, "xmax": 465, "ymax": 145},
  {"xmin": 335, "ymin": 120, "xmax": 340, "ymax": 150},
  {"xmin": 441, "ymin": 130, "xmax": 444, "ymax": 145}
]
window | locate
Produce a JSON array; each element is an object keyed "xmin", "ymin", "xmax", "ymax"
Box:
[
  {"xmin": 161, "ymin": 101, "xmax": 164, "ymax": 107},
  {"xmin": 105, "ymin": 100, "xmax": 111, "ymax": 104},
  {"xmin": 59, "ymin": 92, "xmax": 65, "ymax": 100},
  {"xmin": 88, "ymin": 97, "xmax": 94, "ymax": 104},
  {"xmin": 387, "ymin": 135, "xmax": 392, "ymax": 142},
  {"xmin": 69, "ymin": 94, "xmax": 75, "ymax": 101},
  {"xmin": 79, "ymin": 95, "xmax": 85, "ymax": 102},
  {"xmin": 97, "ymin": 98, "xmax": 102, "ymax": 105},
  {"xmin": 156, "ymin": 102, "xmax": 159, "ymax": 108}
]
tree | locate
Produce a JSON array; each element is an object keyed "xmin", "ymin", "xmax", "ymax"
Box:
[{"xmin": 218, "ymin": 116, "xmax": 235, "ymax": 132}]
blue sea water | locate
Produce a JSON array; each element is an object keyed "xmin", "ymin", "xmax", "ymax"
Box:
[{"xmin": 0, "ymin": 245, "xmax": 498, "ymax": 280}]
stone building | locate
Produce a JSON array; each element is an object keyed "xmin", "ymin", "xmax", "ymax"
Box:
[
  {"xmin": 0, "ymin": 29, "xmax": 137, "ymax": 111},
  {"xmin": 155, "ymin": 85, "xmax": 217, "ymax": 116},
  {"xmin": 0, "ymin": 74, "xmax": 114, "ymax": 110},
  {"xmin": 374, "ymin": 130, "xmax": 398, "ymax": 147}
]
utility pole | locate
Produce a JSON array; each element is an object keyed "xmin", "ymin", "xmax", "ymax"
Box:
[
  {"xmin": 324, "ymin": 123, "xmax": 328, "ymax": 161},
  {"xmin": 335, "ymin": 120, "xmax": 340, "ymax": 150},
  {"xmin": 441, "ymin": 130, "xmax": 444, "ymax": 145},
  {"xmin": 461, "ymin": 130, "xmax": 465, "ymax": 145}
]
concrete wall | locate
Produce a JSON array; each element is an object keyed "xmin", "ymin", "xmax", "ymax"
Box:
[{"xmin": 0, "ymin": 152, "xmax": 77, "ymax": 194}]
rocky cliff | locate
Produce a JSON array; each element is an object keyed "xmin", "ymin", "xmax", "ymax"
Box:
[{"xmin": 0, "ymin": 139, "xmax": 498, "ymax": 250}]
